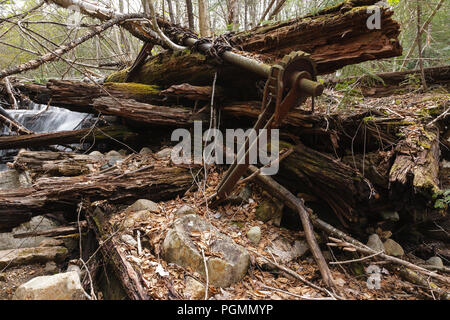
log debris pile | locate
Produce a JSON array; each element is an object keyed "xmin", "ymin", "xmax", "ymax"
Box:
[{"xmin": 0, "ymin": 0, "xmax": 448, "ymax": 301}]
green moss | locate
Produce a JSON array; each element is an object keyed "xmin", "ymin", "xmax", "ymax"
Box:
[{"xmin": 104, "ymin": 82, "xmax": 161, "ymax": 95}]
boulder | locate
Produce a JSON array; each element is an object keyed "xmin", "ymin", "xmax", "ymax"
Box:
[
  {"xmin": 0, "ymin": 246, "xmax": 68, "ymax": 269},
  {"xmin": 366, "ymin": 234, "xmax": 385, "ymax": 252},
  {"xmin": 139, "ymin": 147, "xmax": 153, "ymax": 155},
  {"xmin": 0, "ymin": 216, "xmax": 61, "ymax": 250},
  {"xmin": 44, "ymin": 261, "xmax": 59, "ymax": 274},
  {"xmin": 383, "ymin": 239, "xmax": 404, "ymax": 257},
  {"xmin": 125, "ymin": 199, "xmax": 159, "ymax": 213},
  {"xmin": 162, "ymin": 214, "xmax": 250, "ymax": 288},
  {"xmin": 121, "ymin": 234, "xmax": 137, "ymax": 248},
  {"xmin": 39, "ymin": 238, "xmax": 64, "ymax": 248},
  {"xmin": 0, "ymin": 169, "xmax": 31, "ymax": 190},
  {"xmin": 13, "ymin": 272, "xmax": 86, "ymax": 300},
  {"xmin": 175, "ymin": 205, "xmax": 197, "ymax": 217},
  {"xmin": 184, "ymin": 277, "xmax": 205, "ymax": 300},
  {"xmin": 266, "ymin": 237, "xmax": 309, "ymax": 263},
  {"xmin": 426, "ymin": 256, "xmax": 444, "ymax": 268},
  {"xmin": 246, "ymin": 226, "xmax": 261, "ymax": 245},
  {"xmin": 88, "ymin": 151, "xmax": 103, "ymax": 158}
]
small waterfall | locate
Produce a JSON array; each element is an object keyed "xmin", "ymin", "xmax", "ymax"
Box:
[{"xmin": 0, "ymin": 103, "xmax": 93, "ymax": 171}]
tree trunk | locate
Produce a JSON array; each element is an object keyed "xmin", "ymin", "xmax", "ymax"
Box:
[{"xmin": 198, "ymin": 0, "xmax": 212, "ymax": 37}]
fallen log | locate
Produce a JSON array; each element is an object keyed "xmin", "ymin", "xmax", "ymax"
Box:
[
  {"xmin": 86, "ymin": 205, "xmax": 150, "ymax": 300},
  {"xmin": 327, "ymin": 65, "xmax": 450, "ymax": 97},
  {"xmin": 16, "ymin": 80, "xmax": 162, "ymax": 114},
  {"xmin": 12, "ymin": 151, "xmax": 104, "ymax": 177},
  {"xmin": 0, "ymin": 125, "xmax": 135, "ymax": 150},
  {"xmin": 160, "ymin": 83, "xmax": 225, "ymax": 101},
  {"xmin": 0, "ymin": 158, "xmax": 193, "ymax": 232},
  {"xmin": 13, "ymin": 221, "xmax": 87, "ymax": 239},
  {"xmin": 92, "ymin": 97, "xmax": 208, "ymax": 127}
]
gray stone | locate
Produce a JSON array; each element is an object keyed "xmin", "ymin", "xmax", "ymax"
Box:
[
  {"xmin": 247, "ymin": 227, "xmax": 261, "ymax": 245},
  {"xmin": 13, "ymin": 272, "xmax": 86, "ymax": 300},
  {"xmin": 126, "ymin": 199, "xmax": 159, "ymax": 213},
  {"xmin": 66, "ymin": 265, "xmax": 82, "ymax": 278},
  {"xmin": 44, "ymin": 261, "xmax": 59, "ymax": 274},
  {"xmin": 0, "ymin": 246, "xmax": 68, "ymax": 269},
  {"xmin": 380, "ymin": 211, "xmax": 400, "ymax": 222},
  {"xmin": 0, "ymin": 169, "xmax": 31, "ymax": 190},
  {"xmin": 139, "ymin": 147, "xmax": 153, "ymax": 155},
  {"xmin": 39, "ymin": 239, "xmax": 64, "ymax": 248},
  {"xmin": 155, "ymin": 147, "xmax": 172, "ymax": 159},
  {"xmin": 162, "ymin": 214, "xmax": 250, "ymax": 288},
  {"xmin": 121, "ymin": 234, "xmax": 137, "ymax": 248},
  {"xmin": 366, "ymin": 234, "xmax": 385, "ymax": 252},
  {"xmin": 175, "ymin": 205, "xmax": 197, "ymax": 217},
  {"xmin": 426, "ymin": 256, "xmax": 444, "ymax": 268},
  {"xmin": 383, "ymin": 239, "xmax": 404, "ymax": 257},
  {"xmin": 118, "ymin": 149, "xmax": 128, "ymax": 156},
  {"xmin": 88, "ymin": 151, "xmax": 103, "ymax": 158},
  {"xmin": 255, "ymin": 200, "xmax": 283, "ymax": 226},
  {"xmin": 0, "ymin": 216, "xmax": 61, "ymax": 250},
  {"xmin": 266, "ymin": 237, "xmax": 309, "ymax": 263},
  {"xmin": 184, "ymin": 277, "xmax": 205, "ymax": 300},
  {"xmin": 105, "ymin": 150, "xmax": 123, "ymax": 166}
]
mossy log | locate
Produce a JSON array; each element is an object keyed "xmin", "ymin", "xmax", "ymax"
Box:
[
  {"xmin": 0, "ymin": 159, "xmax": 192, "ymax": 232},
  {"xmin": 17, "ymin": 80, "xmax": 162, "ymax": 113},
  {"xmin": 0, "ymin": 126, "xmax": 135, "ymax": 150},
  {"xmin": 389, "ymin": 124, "xmax": 441, "ymax": 201}
]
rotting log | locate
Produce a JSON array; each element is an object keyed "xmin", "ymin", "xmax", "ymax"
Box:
[
  {"xmin": 13, "ymin": 221, "xmax": 87, "ymax": 239},
  {"xmin": 92, "ymin": 97, "xmax": 208, "ymax": 127},
  {"xmin": 16, "ymin": 80, "xmax": 162, "ymax": 113},
  {"xmin": 86, "ymin": 205, "xmax": 150, "ymax": 300},
  {"xmin": 389, "ymin": 124, "xmax": 441, "ymax": 204},
  {"xmin": 0, "ymin": 125, "xmax": 135, "ymax": 150},
  {"xmin": 0, "ymin": 160, "xmax": 193, "ymax": 232},
  {"xmin": 12, "ymin": 151, "xmax": 104, "ymax": 177},
  {"xmin": 160, "ymin": 83, "xmax": 225, "ymax": 101},
  {"xmin": 275, "ymin": 141, "xmax": 377, "ymax": 227},
  {"xmin": 229, "ymin": 1, "xmax": 402, "ymax": 74}
]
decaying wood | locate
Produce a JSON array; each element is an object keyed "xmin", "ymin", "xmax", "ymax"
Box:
[
  {"xmin": 92, "ymin": 97, "xmax": 208, "ymax": 127},
  {"xmin": 275, "ymin": 141, "xmax": 376, "ymax": 226},
  {"xmin": 160, "ymin": 83, "xmax": 225, "ymax": 101},
  {"xmin": 16, "ymin": 80, "xmax": 162, "ymax": 114},
  {"xmin": 86, "ymin": 206, "xmax": 149, "ymax": 300},
  {"xmin": 13, "ymin": 151, "xmax": 103, "ymax": 177},
  {"xmin": 0, "ymin": 125, "xmax": 135, "ymax": 150},
  {"xmin": 13, "ymin": 221, "xmax": 87, "ymax": 239},
  {"xmin": 389, "ymin": 125, "xmax": 441, "ymax": 200},
  {"xmin": 0, "ymin": 159, "xmax": 193, "ymax": 232}
]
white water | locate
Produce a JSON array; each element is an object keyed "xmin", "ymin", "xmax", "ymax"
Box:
[{"xmin": 0, "ymin": 103, "xmax": 91, "ymax": 171}]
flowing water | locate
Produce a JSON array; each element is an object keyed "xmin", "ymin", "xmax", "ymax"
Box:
[{"xmin": 0, "ymin": 103, "xmax": 93, "ymax": 171}]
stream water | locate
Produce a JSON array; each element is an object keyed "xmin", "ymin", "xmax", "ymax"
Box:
[{"xmin": 0, "ymin": 103, "xmax": 92, "ymax": 171}]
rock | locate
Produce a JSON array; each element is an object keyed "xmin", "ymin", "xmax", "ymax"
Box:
[
  {"xmin": 0, "ymin": 246, "xmax": 68, "ymax": 269},
  {"xmin": 162, "ymin": 214, "xmax": 250, "ymax": 288},
  {"xmin": 255, "ymin": 200, "xmax": 283, "ymax": 226},
  {"xmin": 0, "ymin": 273, "xmax": 6, "ymax": 282},
  {"xmin": 39, "ymin": 239, "xmax": 64, "ymax": 248},
  {"xmin": 175, "ymin": 205, "xmax": 197, "ymax": 217},
  {"xmin": 139, "ymin": 147, "xmax": 152, "ymax": 155},
  {"xmin": 123, "ymin": 200, "xmax": 160, "ymax": 228},
  {"xmin": 13, "ymin": 272, "xmax": 86, "ymax": 300},
  {"xmin": 383, "ymin": 239, "xmax": 404, "ymax": 257},
  {"xmin": 366, "ymin": 234, "xmax": 385, "ymax": 252},
  {"xmin": 246, "ymin": 227, "xmax": 261, "ymax": 245},
  {"xmin": 380, "ymin": 211, "xmax": 400, "ymax": 222},
  {"xmin": 67, "ymin": 265, "xmax": 82, "ymax": 278},
  {"xmin": 44, "ymin": 261, "xmax": 59, "ymax": 274},
  {"xmin": 105, "ymin": 150, "xmax": 123, "ymax": 166},
  {"xmin": 0, "ymin": 169, "xmax": 32, "ymax": 190},
  {"xmin": 426, "ymin": 256, "xmax": 444, "ymax": 268},
  {"xmin": 126, "ymin": 199, "xmax": 159, "ymax": 213},
  {"xmin": 266, "ymin": 237, "xmax": 309, "ymax": 263},
  {"xmin": 118, "ymin": 149, "xmax": 128, "ymax": 156},
  {"xmin": 184, "ymin": 277, "xmax": 205, "ymax": 300},
  {"xmin": 156, "ymin": 147, "xmax": 172, "ymax": 159},
  {"xmin": 88, "ymin": 151, "xmax": 103, "ymax": 158},
  {"xmin": 121, "ymin": 234, "xmax": 137, "ymax": 248},
  {"xmin": 0, "ymin": 216, "xmax": 61, "ymax": 250}
]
